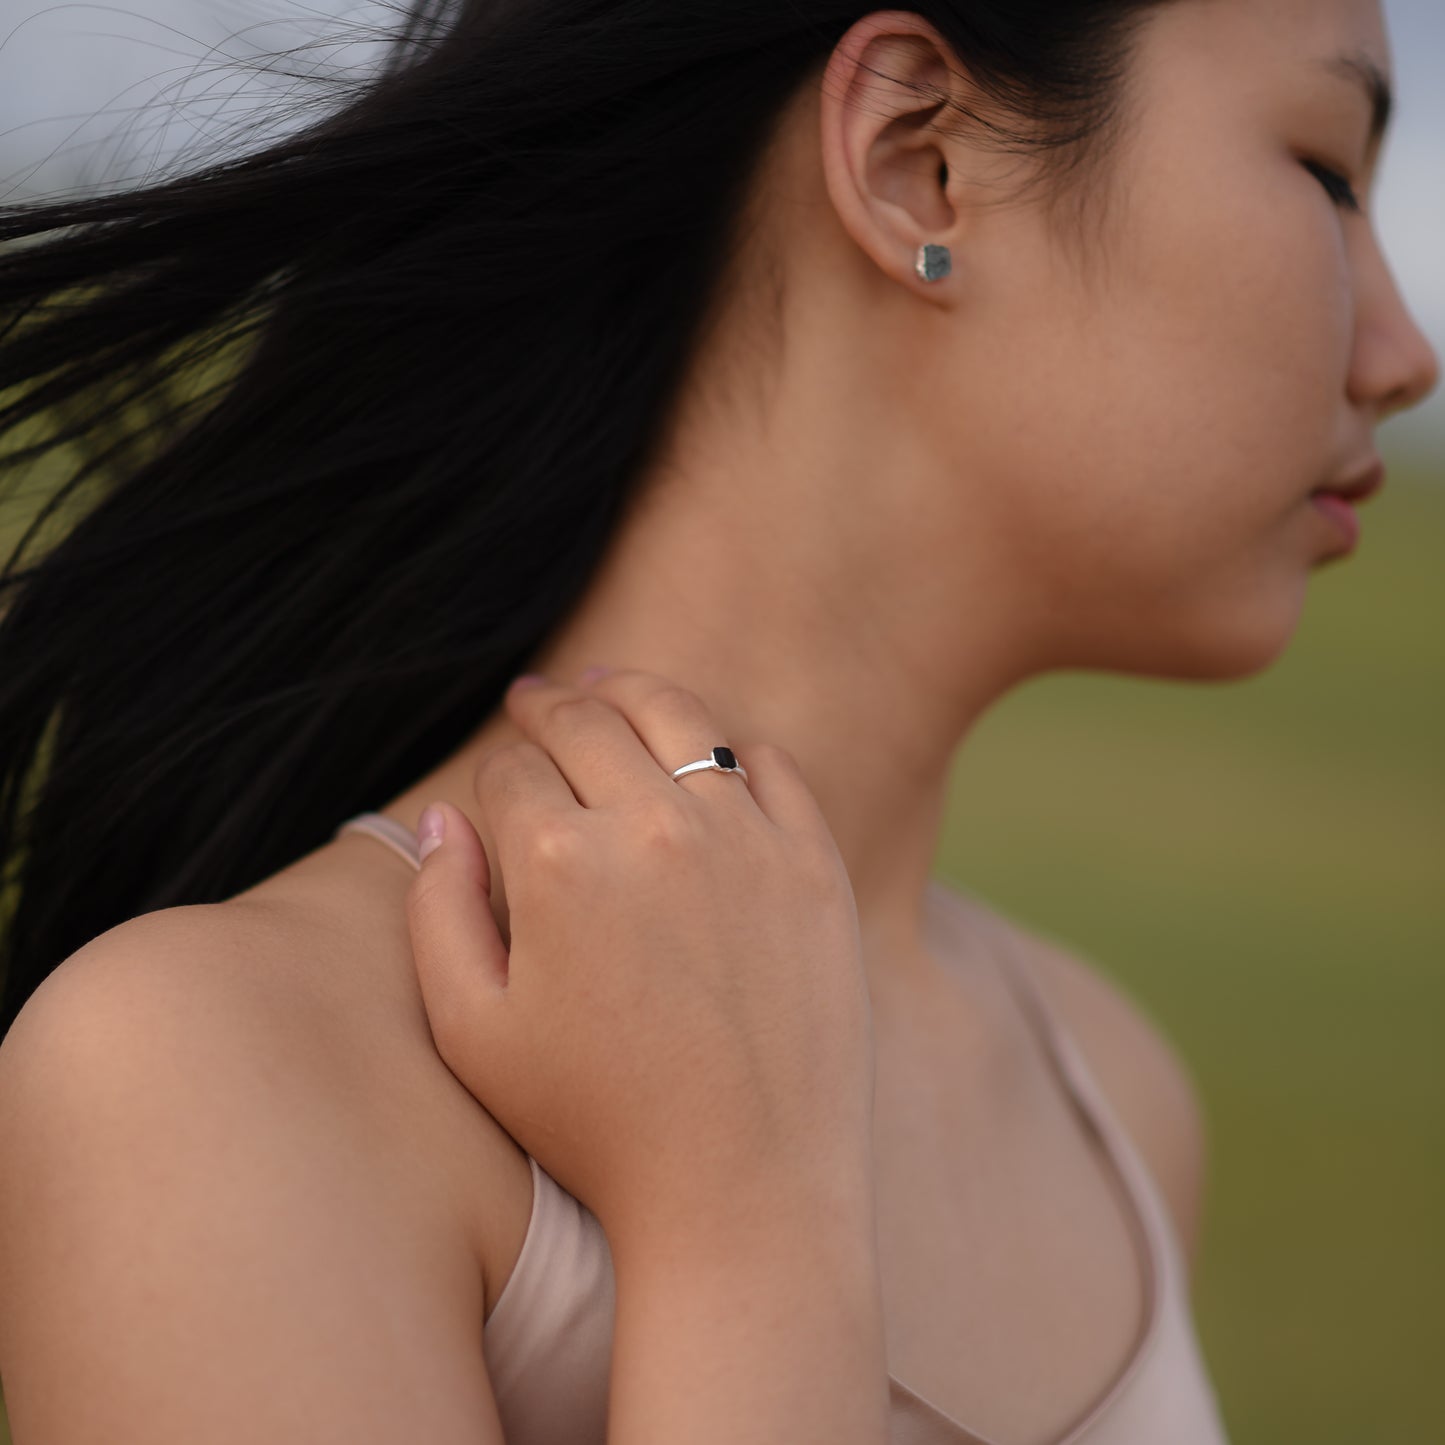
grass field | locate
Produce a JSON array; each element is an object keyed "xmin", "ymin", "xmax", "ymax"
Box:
[{"xmin": 1, "ymin": 452, "xmax": 1441, "ymax": 1444}]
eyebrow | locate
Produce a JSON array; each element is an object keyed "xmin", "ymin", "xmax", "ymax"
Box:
[{"xmin": 1321, "ymin": 51, "xmax": 1394, "ymax": 149}]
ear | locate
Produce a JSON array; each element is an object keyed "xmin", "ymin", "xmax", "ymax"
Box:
[{"xmin": 818, "ymin": 12, "xmax": 980, "ymax": 297}]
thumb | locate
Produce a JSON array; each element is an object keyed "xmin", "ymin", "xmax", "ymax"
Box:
[{"xmin": 404, "ymin": 800, "xmax": 510, "ymax": 1063}]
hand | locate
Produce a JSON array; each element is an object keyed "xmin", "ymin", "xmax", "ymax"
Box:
[{"xmin": 402, "ymin": 668, "xmax": 878, "ymax": 1251}]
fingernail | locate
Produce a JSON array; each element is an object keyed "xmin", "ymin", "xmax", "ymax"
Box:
[
  {"xmin": 580, "ymin": 665, "xmax": 612, "ymax": 685},
  {"xmin": 417, "ymin": 803, "xmax": 446, "ymax": 860},
  {"xmin": 511, "ymin": 674, "xmax": 546, "ymax": 691}
]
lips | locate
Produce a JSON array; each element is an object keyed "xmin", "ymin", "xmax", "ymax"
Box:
[{"xmin": 1312, "ymin": 460, "xmax": 1385, "ymax": 505}]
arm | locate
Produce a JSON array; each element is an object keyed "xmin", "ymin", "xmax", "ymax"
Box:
[
  {"xmin": 605, "ymin": 1177, "xmax": 891, "ymax": 1445},
  {"xmin": 0, "ymin": 927, "xmax": 509, "ymax": 1445},
  {"xmin": 0, "ymin": 921, "xmax": 891, "ymax": 1445}
]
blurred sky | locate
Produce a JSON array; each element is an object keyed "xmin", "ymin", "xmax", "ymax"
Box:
[{"xmin": 1, "ymin": 0, "xmax": 1443, "ymax": 449}]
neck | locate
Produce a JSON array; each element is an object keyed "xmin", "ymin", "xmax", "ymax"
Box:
[
  {"xmin": 369, "ymin": 444, "xmax": 1036, "ymax": 985},
  {"xmin": 299, "ymin": 306, "xmax": 1048, "ymax": 989}
]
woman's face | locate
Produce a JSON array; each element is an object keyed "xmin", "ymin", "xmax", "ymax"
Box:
[{"xmin": 918, "ymin": 0, "xmax": 1438, "ymax": 679}]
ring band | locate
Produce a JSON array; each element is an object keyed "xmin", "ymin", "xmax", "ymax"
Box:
[{"xmin": 670, "ymin": 745, "xmax": 749, "ymax": 784}]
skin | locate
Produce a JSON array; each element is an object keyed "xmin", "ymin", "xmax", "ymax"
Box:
[
  {"xmin": 251, "ymin": 0, "xmax": 1431, "ymax": 1395},
  {"xmin": 274, "ymin": 0, "xmax": 1436, "ymax": 995},
  {"xmin": 5, "ymin": 5, "xmax": 1434, "ymax": 1443}
]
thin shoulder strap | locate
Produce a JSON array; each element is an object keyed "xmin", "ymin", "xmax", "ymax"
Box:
[
  {"xmin": 930, "ymin": 880, "xmax": 1171, "ymax": 1260},
  {"xmin": 333, "ymin": 811, "xmax": 422, "ymax": 871},
  {"xmin": 960, "ymin": 885, "xmax": 1130, "ymax": 1147},
  {"xmin": 980, "ymin": 913, "xmax": 1088, "ymax": 1096},
  {"xmin": 933, "ymin": 880, "xmax": 1173, "ymax": 1373}
]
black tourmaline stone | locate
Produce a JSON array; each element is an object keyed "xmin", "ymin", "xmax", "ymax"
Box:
[{"xmin": 712, "ymin": 746, "xmax": 738, "ymax": 770}]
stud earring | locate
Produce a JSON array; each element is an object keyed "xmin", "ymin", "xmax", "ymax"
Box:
[{"xmin": 915, "ymin": 243, "xmax": 952, "ymax": 284}]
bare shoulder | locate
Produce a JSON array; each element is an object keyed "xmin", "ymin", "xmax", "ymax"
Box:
[
  {"xmin": 941, "ymin": 886, "xmax": 1209, "ymax": 1275},
  {"xmin": 0, "ymin": 900, "xmax": 530, "ymax": 1314},
  {"xmin": 0, "ymin": 903, "xmax": 519, "ymax": 1442}
]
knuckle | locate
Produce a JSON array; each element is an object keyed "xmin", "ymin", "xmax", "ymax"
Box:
[
  {"xmin": 646, "ymin": 681, "xmax": 706, "ymax": 721},
  {"xmin": 631, "ymin": 800, "xmax": 698, "ymax": 857},
  {"xmin": 474, "ymin": 741, "xmax": 524, "ymax": 788},
  {"xmin": 544, "ymin": 694, "xmax": 614, "ymax": 731},
  {"xmin": 521, "ymin": 816, "xmax": 586, "ymax": 874}
]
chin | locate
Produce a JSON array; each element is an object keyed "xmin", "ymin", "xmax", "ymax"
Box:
[
  {"xmin": 1060, "ymin": 571, "xmax": 1306, "ymax": 680},
  {"xmin": 1052, "ymin": 560, "xmax": 1313, "ymax": 681},
  {"xmin": 1142, "ymin": 581, "xmax": 1310, "ymax": 682}
]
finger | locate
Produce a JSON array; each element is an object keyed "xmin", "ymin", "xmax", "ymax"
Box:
[
  {"xmin": 502, "ymin": 673, "xmax": 684, "ymax": 809},
  {"xmin": 471, "ymin": 735, "xmax": 590, "ymax": 897},
  {"xmin": 569, "ymin": 667, "xmax": 757, "ymax": 809},
  {"xmin": 405, "ymin": 801, "xmax": 510, "ymax": 1067},
  {"xmin": 725, "ymin": 740, "xmax": 830, "ymax": 835}
]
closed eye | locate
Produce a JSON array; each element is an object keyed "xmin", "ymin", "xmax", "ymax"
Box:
[{"xmin": 1303, "ymin": 159, "xmax": 1362, "ymax": 213}]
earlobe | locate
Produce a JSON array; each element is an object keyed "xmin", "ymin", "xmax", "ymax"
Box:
[{"xmin": 818, "ymin": 13, "xmax": 965, "ymax": 292}]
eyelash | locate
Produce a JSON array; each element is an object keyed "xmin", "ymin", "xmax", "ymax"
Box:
[{"xmin": 1303, "ymin": 159, "xmax": 1363, "ymax": 213}]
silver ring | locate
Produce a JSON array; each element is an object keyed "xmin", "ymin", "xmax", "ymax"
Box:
[{"xmin": 670, "ymin": 745, "xmax": 749, "ymax": 784}]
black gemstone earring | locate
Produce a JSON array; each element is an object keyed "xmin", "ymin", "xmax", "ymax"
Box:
[{"xmin": 915, "ymin": 243, "xmax": 952, "ymax": 284}]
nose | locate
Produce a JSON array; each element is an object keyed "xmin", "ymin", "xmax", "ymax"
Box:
[{"xmin": 1348, "ymin": 241, "xmax": 1441, "ymax": 422}]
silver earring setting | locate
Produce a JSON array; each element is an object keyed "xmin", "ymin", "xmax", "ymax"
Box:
[{"xmin": 915, "ymin": 243, "xmax": 952, "ymax": 284}]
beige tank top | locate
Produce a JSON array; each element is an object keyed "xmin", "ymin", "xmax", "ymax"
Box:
[{"xmin": 335, "ymin": 811, "xmax": 1231, "ymax": 1445}]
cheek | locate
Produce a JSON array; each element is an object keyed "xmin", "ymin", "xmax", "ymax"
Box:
[
  {"xmin": 1116, "ymin": 166, "xmax": 1354, "ymax": 509},
  {"xmin": 943, "ymin": 189, "xmax": 1356, "ymax": 663},
  {"xmin": 1010, "ymin": 177, "xmax": 1354, "ymax": 577}
]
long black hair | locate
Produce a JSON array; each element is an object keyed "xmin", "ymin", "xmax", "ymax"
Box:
[{"xmin": 0, "ymin": 0, "xmax": 1175, "ymax": 1040}]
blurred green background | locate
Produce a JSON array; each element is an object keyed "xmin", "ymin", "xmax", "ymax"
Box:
[{"xmin": 0, "ymin": 450, "xmax": 1441, "ymax": 1445}]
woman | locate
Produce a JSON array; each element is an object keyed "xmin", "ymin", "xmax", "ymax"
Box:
[{"xmin": 0, "ymin": 0, "xmax": 1436, "ymax": 1440}]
